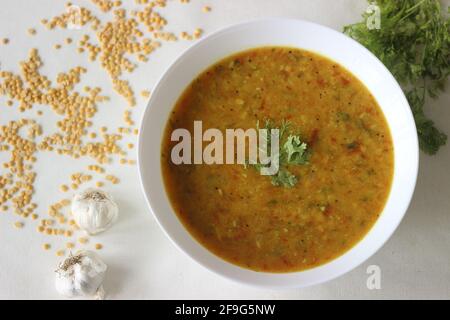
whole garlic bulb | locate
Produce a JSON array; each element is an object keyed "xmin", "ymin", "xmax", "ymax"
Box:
[
  {"xmin": 71, "ymin": 188, "xmax": 118, "ymax": 235},
  {"xmin": 55, "ymin": 250, "xmax": 107, "ymax": 299}
]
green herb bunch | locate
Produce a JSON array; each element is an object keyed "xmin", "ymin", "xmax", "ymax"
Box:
[{"xmin": 344, "ymin": 0, "xmax": 450, "ymax": 154}]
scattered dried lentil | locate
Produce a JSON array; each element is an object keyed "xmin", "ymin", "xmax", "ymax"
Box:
[
  {"xmin": 14, "ymin": 221, "xmax": 24, "ymax": 229},
  {"xmin": 66, "ymin": 242, "xmax": 75, "ymax": 249},
  {"xmin": 2, "ymin": 0, "xmax": 206, "ymax": 256},
  {"xmin": 78, "ymin": 237, "xmax": 88, "ymax": 244}
]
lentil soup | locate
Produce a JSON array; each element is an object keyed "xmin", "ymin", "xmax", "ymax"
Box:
[{"xmin": 161, "ymin": 47, "xmax": 394, "ymax": 272}]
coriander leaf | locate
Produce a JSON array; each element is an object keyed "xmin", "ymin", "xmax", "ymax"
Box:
[
  {"xmin": 407, "ymin": 88, "xmax": 447, "ymax": 154},
  {"xmin": 283, "ymin": 135, "xmax": 308, "ymax": 164},
  {"xmin": 271, "ymin": 169, "xmax": 298, "ymax": 188},
  {"xmin": 245, "ymin": 119, "xmax": 310, "ymax": 188}
]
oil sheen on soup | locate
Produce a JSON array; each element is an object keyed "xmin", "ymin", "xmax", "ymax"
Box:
[{"xmin": 161, "ymin": 47, "xmax": 394, "ymax": 272}]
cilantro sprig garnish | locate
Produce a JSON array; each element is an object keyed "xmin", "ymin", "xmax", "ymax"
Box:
[
  {"xmin": 247, "ymin": 119, "xmax": 310, "ymax": 188},
  {"xmin": 343, "ymin": 0, "xmax": 449, "ymax": 154},
  {"xmin": 284, "ymin": 135, "xmax": 308, "ymax": 165}
]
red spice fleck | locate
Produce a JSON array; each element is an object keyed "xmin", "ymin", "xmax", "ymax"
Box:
[
  {"xmin": 323, "ymin": 205, "xmax": 333, "ymax": 217},
  {"xmin": 340, "ymin": 77, "xmax": 350, "ymax": 86},
  {"xmin": 309, "ymin": 129, "xmax": 319, "ymax": 146}
]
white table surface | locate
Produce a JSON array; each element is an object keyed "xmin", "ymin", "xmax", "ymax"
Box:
[{"xmin": 0, "ymin": 0, "xmax": 449, "ymax": 300}]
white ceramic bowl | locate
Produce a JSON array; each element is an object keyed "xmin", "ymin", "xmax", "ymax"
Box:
[{"xmin": 138, "ymin": 19, "xmax": 419, "ymax": 288}]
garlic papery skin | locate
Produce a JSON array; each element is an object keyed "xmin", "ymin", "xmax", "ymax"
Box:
[
  {"xmin": 71, "ymin": 188, "xmax": 118, "ymax": 235},
  {"xmin": 55, "ymin": 250, "xmax": 107, "ymax": 299}
]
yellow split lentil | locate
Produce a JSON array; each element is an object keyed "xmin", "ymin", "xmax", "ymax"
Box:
[
  {"xmin": 78, "ymin": 237, "xmax": 88, "ymax": 244},
  {"xmin": 14, "ymin": 222, "xmax": 24, "ymax": 229}
]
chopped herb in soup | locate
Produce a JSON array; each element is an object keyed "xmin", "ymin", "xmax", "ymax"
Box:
[
  {"xmin": 246, "ymin": 119, "xmax": 310, "ymax": 188},
  {"xmin": 161, "ymin": 47, "xmax": 394, "ymax": 272}
]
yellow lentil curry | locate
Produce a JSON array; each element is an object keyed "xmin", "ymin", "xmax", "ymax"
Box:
[{"xmin": 161, "ymin": 47, "xmax": 394, "ymax": 272}]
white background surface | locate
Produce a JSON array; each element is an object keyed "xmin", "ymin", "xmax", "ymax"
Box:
[{"xmin": 0, "ymin": 0, "xmax": 449, "ymax": 299}]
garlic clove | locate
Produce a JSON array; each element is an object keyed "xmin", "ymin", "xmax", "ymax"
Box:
[
  {"xmin": 55, "ymin": 250, "xmax": 107, "ymax": 299},
  {"xmin": 71, "ymin": 188, "xmax": 118, "ymax": 235}
]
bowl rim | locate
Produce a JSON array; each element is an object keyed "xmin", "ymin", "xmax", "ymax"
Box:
[{"xmin": 137, "ymin": 17, "xmax": 419, "ymax": 289}]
